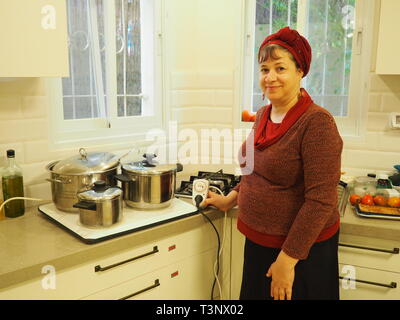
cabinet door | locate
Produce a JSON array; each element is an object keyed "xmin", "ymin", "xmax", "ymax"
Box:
[
  {"xmin": 339, "ymin": 233, "xmax": 400, "ymax": 273},
  {"xmin": 376, "ymin": 0, "xmax": 400, "ymax": 74},
  {"xmin": 339, "ymin": 264, "xmax": 400, "ymax": 300},
  {"xmin": 0, "ymin": 0, "xmax": 69, "ymax": 77},
  {"xmin": 81, "ymin": 249, "xmax": 220, "ymax": 300}
]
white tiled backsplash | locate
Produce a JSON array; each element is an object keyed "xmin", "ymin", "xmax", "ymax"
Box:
[{"xmin": 0, "ymin": 70, "xmax": 400, "ymax": 205}]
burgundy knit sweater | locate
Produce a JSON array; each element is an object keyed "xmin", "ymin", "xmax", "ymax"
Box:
[{"xmin": 235, "ymin": 103, "xmax": 343, "ymax": 260}]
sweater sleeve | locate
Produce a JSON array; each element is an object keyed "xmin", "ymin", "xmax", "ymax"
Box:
[{"xmin": 281, "ymin": 112, "xmax": 343, "ymax": 260}]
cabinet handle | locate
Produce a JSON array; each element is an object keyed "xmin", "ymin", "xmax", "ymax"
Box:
[
  {"xmin": 339, "ymin": 277, "xmax": 397, "ymax": 289},
  {"xmin": 94, "ymin": 246, "xmax": 159, "ymax": 272},
  {"xmin": 339, "ymin": 243, "xmax": 400, "ymax": 254},
  {"xmin": 118, "ymin": 279, "xmax": 160, "ymax": 300}
]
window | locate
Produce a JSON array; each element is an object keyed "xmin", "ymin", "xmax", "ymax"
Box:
[
  {"xmin": 48, "ymin": 0, "xmax": 163, "ymax": 147},
  {"xmin": 241, "ymin": 0, "xmax": 375, "ymax": 138}
]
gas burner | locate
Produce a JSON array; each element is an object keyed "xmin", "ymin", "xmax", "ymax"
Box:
[{"xmin": 175, "ymin": 170, "xmax": 241, "ymax": 198}]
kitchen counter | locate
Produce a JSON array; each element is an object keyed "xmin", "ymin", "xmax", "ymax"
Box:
[
  {"xmin": 1, "ymin": 199, "xmax": 400, "ymax": 290},
  {"xmin": 0, "ymin": 200, "xmax": 223, "ymax": 289}
]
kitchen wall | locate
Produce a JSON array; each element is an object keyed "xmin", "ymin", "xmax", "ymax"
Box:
[{"xmin": 0, "ymin": 0, "xmax": 399, "ymax": 205}]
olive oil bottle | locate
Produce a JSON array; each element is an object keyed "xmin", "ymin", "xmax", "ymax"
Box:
[{"xmin": 1, "ymin": 150, "xmax": 25, "ymax": 218}]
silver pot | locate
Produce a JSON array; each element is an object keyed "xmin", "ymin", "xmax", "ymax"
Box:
[
  {"xmin": 46, "ymin": 148, "xmax": 120, "ymax": 213},
  {"xmin": 73, "ymin": 181, "xmax": 123, "ymax": 227},
  {"xmin": 115, "ymin": 154, "xmax": 183, "ymax": 209}
]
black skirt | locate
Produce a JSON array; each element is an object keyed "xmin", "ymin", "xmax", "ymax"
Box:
[{"xmin": 240, "ymin": 231, "xmax": 340, "ymax": 300}]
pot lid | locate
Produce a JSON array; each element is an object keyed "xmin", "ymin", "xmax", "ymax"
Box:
[
  {"xmin": 122, "ymin": 161, "xmax": 178, "ymax": 175},
  {"xmin": 77, "ymin": 181, "xmax": 122, "ymax": 201},
  {"xmin": 121, "ymin": 153, "xmax": 182, "ymax": 175},
  {"xmin": 52, "ymin": 148, "xmax": 119, "ymax": 175}
]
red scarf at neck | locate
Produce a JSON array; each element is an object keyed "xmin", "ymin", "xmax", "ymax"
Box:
[{"xmin": 254, "ymin": 89, "xmax": 313, "ymax": 151}]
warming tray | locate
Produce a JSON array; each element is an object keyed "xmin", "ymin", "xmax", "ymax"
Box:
[{"xmin": 39, "ymin": 198, "xmax": 198, "ymax": 244}]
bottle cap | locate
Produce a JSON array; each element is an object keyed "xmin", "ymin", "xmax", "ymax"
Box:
[{"xmin": 6, "ymin": 149, "xmax": 15, "ymax": 158}]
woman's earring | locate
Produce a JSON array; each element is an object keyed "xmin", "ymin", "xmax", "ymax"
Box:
[{"xmin": 262, "ymin": 93, "xmax": 265, "ymax": 101}]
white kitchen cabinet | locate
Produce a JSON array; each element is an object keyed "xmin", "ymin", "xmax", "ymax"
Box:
[
  {"xmin": 0, "ymin": 216, "xmax": 223, "ymax": 300},
  {"xmin": 339, "ymin": 264, "xmax": 400, "ymax": 300},
  {"xmin": 81, "ymin": 249, "xmax": 219, "ymax": 300},
  {"xmin": 338, "ymin": 233, "xmax": 400, "ymax": 300},
  {"xmin": 0, "ymin": 0, "xmax": 69, "ymax": 77},
  {"xmin": 375, "ymin": 0, "xmax": 400, "ymax": 74}
]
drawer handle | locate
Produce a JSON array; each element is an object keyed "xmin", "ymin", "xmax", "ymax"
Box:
[
  {"xmin": 94, "ymin": 246, "xmax": 159, "ymax": 272},
  {"xmin": 339, "ymin": 243, "xmax": 400, "ymax": 254},
  {"xmin": 118, "ymin": 279, "xmax": 160, "ymax": 300},
  {"xmin": 339, "ymin": 276, "xmax": 397, "ymax": 289}
]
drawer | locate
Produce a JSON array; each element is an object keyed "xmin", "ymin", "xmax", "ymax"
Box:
[
  {"xmin": 339, "ymin": 264, "xmax": 400, "ymax": 300},
  {"xmin": 338, "ymin": 233, "xmax": 400, "ymax": 273},
  {"xmin": 0, "ymin": 217, "xmax": 222, "ymax": 300},
  {"xmin": 81, "ymin": 249, "xmax": 219, "ymax": 300}
]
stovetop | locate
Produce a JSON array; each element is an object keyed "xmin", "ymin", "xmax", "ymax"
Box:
[{"xmin": 175, "ymin": 170, "xmax": 241, "ymax": 198}]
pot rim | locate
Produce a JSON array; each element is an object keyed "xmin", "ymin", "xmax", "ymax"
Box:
[{"xmin": 46, "ymin": 160, "xmax": 119, "ymax": 176}]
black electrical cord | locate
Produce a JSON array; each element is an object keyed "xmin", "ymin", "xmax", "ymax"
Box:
[{"xmin": 195, "ymin": 195, "xmax": 221, "ymax": 300}]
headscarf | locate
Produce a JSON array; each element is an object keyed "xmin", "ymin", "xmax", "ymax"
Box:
[{"xmin": 258, "ymin": 26, "xmax": 312, "ymax": 77}]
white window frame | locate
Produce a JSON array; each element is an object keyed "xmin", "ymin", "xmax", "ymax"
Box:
[
  {"xmin": 238, "ymin": 0, "xmax": 376, "ymax": 141},
  {"xmin": 47, "ymin": 0, "xmax": 165, "ymax": 150}
]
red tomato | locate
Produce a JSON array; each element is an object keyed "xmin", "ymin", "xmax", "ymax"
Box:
[
  {"xmin": 387, "ymin": 197, "xmax": 400, "ymax": 208},
  {"xmin": 373, "ymin": 195, "xmax": 387, "ymax": 206},
  {"xmin": 361, "ymin": 194, "xmax": 374, "ymax": 206},
  {"xmin": 249, "ymin": 114, "xmax": 256, "ymax": 122},
  {"xmin": 241, "ymin": 110, "xmax": 251, "ymax": 122},
  {"xmin": 349, "ymin": 194, "xmax": 361, "ymax": 206}
]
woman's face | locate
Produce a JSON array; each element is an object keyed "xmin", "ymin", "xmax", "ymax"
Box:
[{"xmin": 259, "ymin": 49, "xmax": 303, "ymax": 106}]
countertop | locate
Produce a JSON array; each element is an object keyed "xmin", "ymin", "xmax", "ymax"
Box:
[{"xmin": 1, "ymin": 198, "xmax": 400, "ymax": 290}]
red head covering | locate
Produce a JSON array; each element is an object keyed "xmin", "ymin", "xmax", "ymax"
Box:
[{"xmin": 259, "ymin": 26, "xmax": 312, "ymax": 77}]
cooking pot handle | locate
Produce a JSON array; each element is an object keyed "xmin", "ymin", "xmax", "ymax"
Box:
[
  {"xmin": 73, "ymin": 201, "xmax": 97, "ymax": 211},
  {"xmin": 46, "ymin": 178, "xmax": 72, "ymax": 184},
  {"xmin": 176, "ymin": 163, "xmax": 183, "ymax": 172},
  {"xmin": 115, "ymin": 174, "xmax": 134, "ymax": 183}
]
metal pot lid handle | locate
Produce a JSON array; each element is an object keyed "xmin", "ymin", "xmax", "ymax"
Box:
[
  {"xmin": 142, "ymin": 153, "xmax": 157, "ymax": 167},
  {"xmin": 177, "ymin": 163, "xmax": 183, "ymax": 172},
  {"xmin": 79, "ymin": 148, "xmax": 88, "ymax": 161}
]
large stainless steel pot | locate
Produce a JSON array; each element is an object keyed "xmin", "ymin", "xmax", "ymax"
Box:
[
  {"xmin": 115, "ymin": 154, "xmax": 183, "ymax": 209},
  {"xmin": 73, "ymin": 181, "xmax": 123, "ymax": 227},
  {"xmin": 46, "ymin": 148, "xmax": 119, "ymax": 213}
]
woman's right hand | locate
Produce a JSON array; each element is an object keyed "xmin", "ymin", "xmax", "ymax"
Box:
[{"xmin": 202, "ymin": 190, "xmax": 238, "ymax": 212}]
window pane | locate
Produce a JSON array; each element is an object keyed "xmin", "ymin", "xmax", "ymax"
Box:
[
  {"xmin": 126, "ymin": 96, "xmax": 141, "ymax": 116},
  {"xmin": 63, "ymin": 0, "xmax": 105, "ymax": 120},
  {"xmin": 63, "ymin": 97, "xmax": 74, "ymax": 120},
  {"xmin": 115, "ymin": 0, "xmax": 142, "ymax": 117},
  {"xmin": 306, "ymin": 0, "xmax": 355, "ymax": 116},
  {"xmin": 250, "ymin": 0, "xmax": 355, "ymax": 117},
  {"xmin": 252, "ymin": 0, "xmax": 298, "ymax": 112},
  {"xmin": 74, "ymin": 97, "xmax": 93, "ymax": 119},
  {"xmin": 117, "ymin": 96, "xmax": 125, "ymax": 117}
]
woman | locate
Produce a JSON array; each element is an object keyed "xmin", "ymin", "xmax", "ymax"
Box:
[{"xmin": 203, "ymin": 26, "xmax": 343, "ymax": 300}]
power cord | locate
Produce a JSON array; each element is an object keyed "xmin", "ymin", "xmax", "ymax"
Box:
[
  {"xmin": 194, "ymin": 186, "xmax": 227, "ymax": 300},
  {"xmin": 0, "ymin": 197, "xmax": 50, "ymax": 216}
]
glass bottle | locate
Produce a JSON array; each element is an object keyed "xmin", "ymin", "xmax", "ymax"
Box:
[{"xmin": 1, "ymin": 150, "xmax": 25, "ymax": 218}]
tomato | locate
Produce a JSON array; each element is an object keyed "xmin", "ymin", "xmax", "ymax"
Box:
[
  {"xmin": 387, "ymin": 197, "xmax": 400, "ymax": 208},
  {"xmin": 241, "ymin": 110, "xmax": 251, "ymax": 122},
  {"xmin": 349, "ymin": 194, "xmax": 361, "ymax": 206},
  {"xmin": 249, "ymin": 114, "xmax": 256, "ymax": 122},
  {"xmin": 361, "ymin": 194, "xmax": 374, "ymax": 206},
  {"xmin": 373, "ymin": 195, "xmax": 388, "ymax": 206}
]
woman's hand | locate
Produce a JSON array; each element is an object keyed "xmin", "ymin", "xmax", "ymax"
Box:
[
  {"xmin": 266, "ymin": 251, "xmax": 298, "ymax": 300},
  {"xmin": 202, "ymin": 190, "xmax": 238, "ymax": 212}
]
